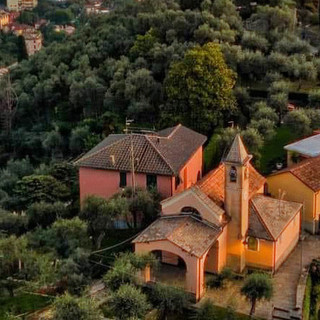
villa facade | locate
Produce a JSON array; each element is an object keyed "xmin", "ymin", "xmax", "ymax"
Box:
[{"xmin": 75, "ymin": 124, "xmax": 206, "ymax": 202}]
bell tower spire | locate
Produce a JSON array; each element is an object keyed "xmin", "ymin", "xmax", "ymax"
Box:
[{"xmin": 224, "ymin": 134, "xmax": 252, "ymax": 272}]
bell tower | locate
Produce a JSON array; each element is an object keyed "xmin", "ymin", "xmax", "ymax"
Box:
[{"xmin": 224, "ymin": 134, "xmax": 252, "ymax": 272}]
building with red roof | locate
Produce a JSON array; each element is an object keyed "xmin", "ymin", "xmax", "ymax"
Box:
[{"xmin": 134, "ymin": 135, "xmax": 302, "ymax": 301}]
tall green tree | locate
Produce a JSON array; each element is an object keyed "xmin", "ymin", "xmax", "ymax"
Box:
[{"xmin": 165, "ymin": 42, "xmax": 237, "ymax": 133}]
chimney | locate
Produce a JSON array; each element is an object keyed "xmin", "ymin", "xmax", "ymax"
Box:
[{"xmin": 110, "ymin": 155, "xmax": 115, "ymax": 166}]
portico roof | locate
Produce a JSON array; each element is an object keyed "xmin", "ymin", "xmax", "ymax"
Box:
[{"xmin": 133, "ymin": 215, "xmax": 222, "ymax": 258}]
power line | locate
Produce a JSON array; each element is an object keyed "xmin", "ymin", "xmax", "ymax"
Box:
[{"xmin": 91, "ymin": 232, "xmax": 141, "ymax": 254}]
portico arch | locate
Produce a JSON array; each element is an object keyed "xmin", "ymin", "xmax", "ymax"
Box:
[
  {"xmin": 135, "ymin": 240, "xmax": 207, "ymax": 300},
  {"xmin": 150, "ymin": 250, "xmax": 187, "ymax": 289}
]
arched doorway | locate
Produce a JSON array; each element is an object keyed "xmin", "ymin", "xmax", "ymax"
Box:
[{"xmin": 150, "ymin": 250, "xmax": 187, "ymax": 289}]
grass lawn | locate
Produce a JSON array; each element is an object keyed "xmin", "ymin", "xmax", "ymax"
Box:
[
  {"xmin": 211, "ymin": 305, "xmax": 262, "ymax": 320},
  {"xmin": 0, "ymin": 293, "xmax": 53, "ymax": 319},
  {"xmin": 259, "ymin": 126, "xmax": 297, "ymax": 175}
]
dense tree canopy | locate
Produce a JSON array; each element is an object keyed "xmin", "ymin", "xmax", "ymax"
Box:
[{"xmin": 165, "ymin": 42, "xmax": 237, "ymax": 132}]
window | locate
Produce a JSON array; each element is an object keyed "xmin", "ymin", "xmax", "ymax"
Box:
[
  {"xmin": 119, "ymin": 172, "xmax": 127, "ymax": 188},
  {"xmin": 247, "ymin": 237, "xmax": 258, "ymax": 251},
  {"xmin": 147, "ymin": 174, "xmax": 157, "ymax": 189},
  {"xmin": 229, "ymin": 166, "xmax": 237, "ymax": 182},
  {"xmin": 181, "ymin": 206, "xmax": 202, "ymax": 220}
]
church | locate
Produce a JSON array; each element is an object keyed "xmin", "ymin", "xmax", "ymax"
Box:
[{"xmin": 133, "ymin": 135, "xmax": 302, "ymax": 301}]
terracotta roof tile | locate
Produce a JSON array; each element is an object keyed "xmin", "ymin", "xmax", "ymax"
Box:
[
  {"xmin": 271, "ymin": 156, "xmax": 320, "ymax": 191},
  {"xmin": 250, "ymin": 195, "xmax": 302, "ymax": 240},
  {"xmin": 248, "ymin": 205, "xmax": 273, "ymax": 241},
  {"xmin": 75, "ymin": 125, "xmax": 206, "ymax": 176},
  {"xmin": 133, "ymin": 215, "xmax": 222, "ymax": 258},
  {"xmin": 197, "ymin": 163, "xmax": 266, "ymax": 208}
]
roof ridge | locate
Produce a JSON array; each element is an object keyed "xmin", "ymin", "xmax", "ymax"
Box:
[
  {"xmin": 167, "ymin": 124, "xmax": 181, "ymax": 139},
  {"xmin": 188, "ymin": 214, "xmax": 221, "ymax": 231},
  {"xmin": 145, "ymin": 135, "xmax": 175, "ymax": 174},
  {"xmin": 74, "ymin": 134, "xmax": 128, "ymax": 165},
  {"xmin": 250, "ymin": 198, "xmax": 275, "ymax": 241}
]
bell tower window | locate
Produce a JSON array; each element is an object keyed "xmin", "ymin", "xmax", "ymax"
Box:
[{"xmin": 229, "ymin": 166, "xmax": 237, "ymax": 182}]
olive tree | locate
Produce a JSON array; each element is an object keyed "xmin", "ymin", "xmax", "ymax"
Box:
[{"xmin": 241, "ymin": 273, "xmax": 273, "ymax": 316}]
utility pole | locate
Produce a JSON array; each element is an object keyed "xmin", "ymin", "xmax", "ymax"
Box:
[{"xmin": 125, "ymin": 118, "xmax": 136, "ymax": 194}]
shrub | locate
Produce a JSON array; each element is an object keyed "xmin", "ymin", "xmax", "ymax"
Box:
[
  {"xmin": 206, "ymin": 268, "xmax": 234, "ymax": 289},
  {"xmin": 110, "ymin": 284, "xmax": 150, "ymax": 320},
  {"xmin": 193, "ymin": 299, "xmax": 217, "ymax": 320},
  {"xmin": 53, "ymin": 293, "xmax": 102, "ymax": 320},
  {"xmin": 150, "ymin": 283, "xmax": 190, "ymax": 319}
]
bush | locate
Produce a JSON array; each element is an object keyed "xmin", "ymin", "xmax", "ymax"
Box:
[
  {"xmin": 193, "ymin": 299, "xmax": 217, "ymax": 320},
  {"xmin": 149, "ymin": 283, "xmax": 190, "ymax": 319},
  {"xmin": 0, "ymin": 210, "xmax": 28, "ymax": 235},
  {"xmin": 53, "ymin": 293, "xmax": 102, "ymax": 320},
  {"xmin": 110, "ymin": 284, "xmax": 151, "ymax": 320},
  {"xmin": 206, "ymin": 268, "xmax": 234, "ymax": 289},
  {"xmin": 103, "ymin": 259, "xmax": 137, "ymax": 291},
  {"xmin": 103, "ymin": 252, "xmax": 158, "ymax": 291},
  {"xmin": 27, "ymin": 201, "xmax": 68, "ymax": 229}
]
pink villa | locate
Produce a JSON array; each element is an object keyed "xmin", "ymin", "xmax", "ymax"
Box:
[
  {"xmin": 75, "ymin": 124, "xmax": 207, "ymax": 201},
  {"xmin": 133, "ymin": 135, "xmax": 302, "ymax": 301}
]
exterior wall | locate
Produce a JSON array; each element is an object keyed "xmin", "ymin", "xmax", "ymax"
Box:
[
  {"xmin": 205, "ymin": 227, "xmax": 228, "ymax": 274},
  {"xmin": 24, "ymin": 35, "xmax": 42, "ymax": 56},
  {"xmin": 135, "ymin": 240, "xmax": 207, "ymax": 300},
  {"xmin": 162, "ymin": 251, "xmax": 179, "ymax": 265},
  {"xmin": 174, "ymin": 147, "xmax": 203, "ymax": 194},
  {"xmin": 156, "ymin": 175, "xmax": 173, "ymax": 199},
  {"xmin": 245, "ymin": 211, "xmax": 300, "ymax": 272},
  {"xmin": 205, "ymin": 243, "xmax": 218, "ymax": 273},
  {"xmin": 217, "ymin": 226, "xmax": 228, "ymax": 272},
  {"xmin": 161, "ymin": 190, "xmax": 224, "ymax": 225},
  {"xmin": 80, "ymin": 167, "xmax": 121, "ymax": 202},
  {"xmin": 267, "ymin": 172, "xmax": 314, "ymax": 233},
  {"xmin": 79, "ymin": 167, "xmax": 173, "ymax": 203},
  {"xmin": 275, "ymin": 211, "xmax": 300, "ymax": 271},
  {"xmin": 7, "ymin": 0, "xmax": 38, "ymax": 11},
  {"xmin": 225, "ymin": 162, "xmax": 250, "ymax": 272},
  {"xmin": 7, "ymin": 0, "xmax": 19, "ymax": 11},
  {"xmin": 245, "ymin": 240, "xmax": 274, "ymax": 271},
  {"xmin": 79, "ymin": 146, "xmax": 203, "ymax": 203}
]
